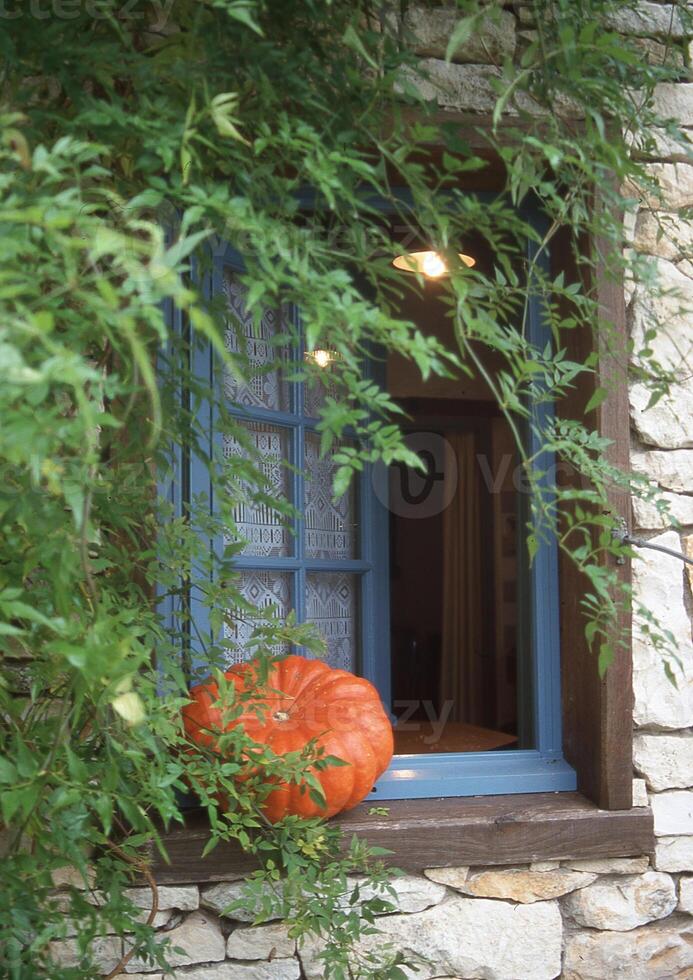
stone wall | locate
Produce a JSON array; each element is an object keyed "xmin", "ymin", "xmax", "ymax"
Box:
[
  {"xmin": 49, "ymin": 859, "xmax": 693, "ymax": 978},
  {"xmin": 51, "ymin": 4, "xmax": 693, "ymax": 978}
]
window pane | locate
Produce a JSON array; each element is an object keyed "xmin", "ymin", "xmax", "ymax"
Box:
[
  {"xmin": 224, "ymin": 570, "xmax": 292, "ymax": 666},
  {"xmin": 223, "ymin": 422, "xmax": 293, "ymax": 557},
  {"xmin": 304, "ymin": 432, "xmax": 357, "ymax": 560},
  {"xmin": 223, "ymin": 271, "xmax": 291, "ymax": 412},
  {"xmin": 303, "ymin": 372, "xmax": 328, "ymax": 420},
  {"xmin": 385, "ymin": 383, "xmax": 535, "ymax": 751},
  {"xmin": 306, "ymin": 572, "xmax": 359, "ymax": 671}
]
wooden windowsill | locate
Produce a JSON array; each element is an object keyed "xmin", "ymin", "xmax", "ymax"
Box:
[{"xmin": 147, "ymin": 792, "xmax": 654, "ymax": 884}]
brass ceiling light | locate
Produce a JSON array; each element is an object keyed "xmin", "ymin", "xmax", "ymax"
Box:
[{"xmin": 392, "ymin": 249, "xmax": 475, "ymax": 279}]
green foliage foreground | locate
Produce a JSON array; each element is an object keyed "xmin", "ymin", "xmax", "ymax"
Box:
[{"xmin": 0, "ymin": 1, "xmax": 691, "ymax": 977}]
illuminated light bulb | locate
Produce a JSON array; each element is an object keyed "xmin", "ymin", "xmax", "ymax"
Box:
[
  {"xmin": 313, "ymin": 349, "xmax": 331, "ymax": 368},
  {"xmin": 392, "ymin": 249, "xmax": 475, "ymax": 278},
  {"xmin": 421, "ymin": 252, "xmax": 447, "ymax": 278},
  {"xmin": 306, "ymin": 348, "xmax": 334, "ymax": 368}
]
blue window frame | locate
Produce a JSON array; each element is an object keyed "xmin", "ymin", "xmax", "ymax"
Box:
[{"xmin": 180, "ymin": 195, "xmax": 577, "ymax": 801}]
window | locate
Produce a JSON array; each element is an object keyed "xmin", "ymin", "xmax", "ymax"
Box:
[
  {"xmin": 183, "ymin": 197, "xmax": 578, "ymax": 802},
  {"xmin": 204, "ymin": 265, "xmax": 384, "ymax": 680},
  {"xmin": 153, "ymin": 183, "xmax": 650, "ymax": 881}
]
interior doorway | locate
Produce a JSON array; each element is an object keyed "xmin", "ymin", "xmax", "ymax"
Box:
[{"xmin": 385, "ymin": 266, "xmax": 532, "ymax": 755}]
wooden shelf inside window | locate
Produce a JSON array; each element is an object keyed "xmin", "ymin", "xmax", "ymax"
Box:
[{"xmin": 393, "ymin": 722, "xmax": 518, "ymax": 755}]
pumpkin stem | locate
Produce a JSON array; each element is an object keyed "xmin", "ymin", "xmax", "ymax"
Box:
[{"xmin": 273, "ymin": 710, "xmax": 290, "ymax": 722}]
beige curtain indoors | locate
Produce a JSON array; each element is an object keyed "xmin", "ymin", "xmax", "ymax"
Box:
[{"xmin": 439, "ymin": 431, "xmax": 483, "ymax": 724}]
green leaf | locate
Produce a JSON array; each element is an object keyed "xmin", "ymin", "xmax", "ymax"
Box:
[
  {"xmin": 664, "ymin": 660, "xmax": 680, "ymax": 690},
  {"xmin": 598, "ymin": 643, "xmax": 613, "ymax": 677},
  {"xmin": 201, "ymin": 835, "xmax": 220, "ymax": 859},
  {"xmin": 0, "ymin": 622, "xmax": 25, "ymax": 636},
  {"xmin": 584, "ymin": 620, "xmax": 599, "ymax": 649},
  {"xmin": 584, "ymin": 386, "xmax": 608, "ymax": 414},
  {"xmin": 445, "ymin": 16, "xmax": 476, "ymax": 63},
  {"xmin": 0, "ymin": 757, "xmax": 18, "ymax": 785},
  {"xmin": 1, "ymin": 784, "xmax": 40, "ymax": 824},
  {"xmin": 527, "ymin": 534, "xmax": 539, "ymax": 564},
  {"xmin": 209, "ymin": 93, "xmax": 249, "ymax": 145},
  {"xmin": 225, "ymin": 1, "xmax": 264, "ymax": 36},
  {"xmin": 342, "ymin": 24, "xmax": 377, "ymax": 69},
  {"xmin": 93, "ymin": 794, "xmax": 113, "ymax": 835}
]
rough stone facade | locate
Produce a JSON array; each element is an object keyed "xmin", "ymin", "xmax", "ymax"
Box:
[
  {"xmin": 48, "ymin": 865, "xmax": 693, "ymax": 978},
  {"xmin": 51, "ymin": 4, "xmax": 693, "ymax": 978}
]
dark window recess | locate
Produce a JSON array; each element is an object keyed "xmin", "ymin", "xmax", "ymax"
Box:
[{"xmin": 388, "ymin": 404, "xmax": 531, "ymax": 755}]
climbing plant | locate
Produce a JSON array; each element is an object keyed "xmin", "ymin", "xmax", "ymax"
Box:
[{"xmin": 0, "ymin": 0, "xmax": 691, "ymax": 977}]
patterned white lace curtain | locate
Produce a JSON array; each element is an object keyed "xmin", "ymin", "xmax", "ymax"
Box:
[{"xmin": 221, "ymin": 273, "xmax": 358, "ymax": 671}]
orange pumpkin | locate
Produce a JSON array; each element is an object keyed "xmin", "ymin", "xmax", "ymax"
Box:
[{"xmin": 182, "ymin": 654, "xmax": 394, "ymax": 822}]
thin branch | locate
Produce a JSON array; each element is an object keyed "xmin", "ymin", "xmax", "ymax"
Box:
[{"xmin": 103, "ymin": 840, "xmax": 160, "ymax": 980}]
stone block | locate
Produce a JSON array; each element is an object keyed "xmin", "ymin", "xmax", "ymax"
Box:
[
  {"xmin": 679, "ymin": 875, "xmax": 693, "ymax": 913},
  {"xmin": 628, "ymin": 126, "xmax": 693, "ymax": 164},
  {"xmin": 562, "ymin": 872, "xmax": 676, "ymax": 930},
  {"xmin": 424, "ymin": 867, "xmax": 468, "ymax": 888},
  {"xmin": 654, "ymin": 835, "xmax": 693, "ymax": 871},
  {"xmin": 397, "ymin": 60, "xmax": 574, "ymax": 117},
  {"xmin": 563, "ymin": 917, "xmax": 693, "ymax": 979},
  {"xmin": 651, "ymin": 790, "xmax": 693, "ymax": 836},
  {"xmin": 227, "ymin": 922, "xmax": 296, "ymax": 960},
  {"xmin": 515, "ymin": 4, "xmax": 535, "ymax": 27},
  {"xmin": 447, "ymin": 867, "xmax": 596, "ymax": 903},
  {"xmin": 120, "ymin": 885, "xmax": 200, "ymax": 912},
  {"xmin": 48, "ymin": 935, "xmax": 122, "ymax": 974},
  {"xmin": 348, "ymin": 874, "xmax": 447, "ymax": 914},
  {"xmin": 51, "ymin": 865, "xmax": 97, "ymax": 890},
  {"xmin": 632, "ymin": 490, "xmax": 693, "ymax": 530},
  {"xmin": 633, "ymin": 211, "xmax": 693, "ymax": 262},
  {"xmin": 630, "ymin": 258, "xmax": 693, "ymax": 379},
  {"xmin": 607, "ymin": 4, "xmax": 687, "ymax": 38},
  {"xmin": 632, "ymin": 36, "xmax": 686, "ymax": 69},
  {"xmin": 634, "ymin": 733, "xmax": 693, "ymax": 790},
  {"xmin": 180, "ymin": 963, "xmax": 300, "ymax": 980},
  {"xmin": 633, "ymin": 778, "xmax": 650, "ymax": 808},
  {"xmin": 404, "ymin": 5, "xmax": 517, "ymax": 64},
  {"xmin": 125, "ymin": 911, "xmax": 225, "ymax": 973},
  {"xmin": 300, "ymin": 895, "xmax": 562, "ymax": 980},
  {"xmin": 631, "ymin": 531, "xmax": 693, "ymax": 729},
  {"xmin": 201, "ymin": 880, "xmax": 281, "ymax": 922},
  {"xmin": 637, "ymin": 163, "xmax": 693, "ymax": 210},
  {"xmin": 653, "ymin": 83, "xmax": 693, "ymax": 126},
  {"xmin": 125, "ymin": 885, "xmax": 199, "ymax": 911},
  {"xmin": 631, "ymin": 449, "xmax": 693, "ymax": 493},
  {"xmin": 630, "ymin": 378, "xmax": 693, "ymax": 449},
  {"xmin": 564, "ymin": 856, "xmax": 650, "ymax": 874},
  {"xmin": 399, "ymin": 60, "xmax": 504, "ymax": 113}
]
